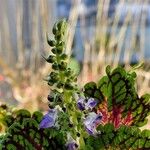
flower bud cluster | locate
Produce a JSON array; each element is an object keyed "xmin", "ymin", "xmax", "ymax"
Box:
[
  {"xmin": 44, "ymin": 19, "xmax": 77, "ymax": 93},
  {"xmin": 40, "ymin": 19, "xmax": 82, "ymax": 149}
]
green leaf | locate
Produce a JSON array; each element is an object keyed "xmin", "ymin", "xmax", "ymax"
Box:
[
  {"xmin": 0, "ymin": 110, "xmax": 66, "ymax": 149},
  {"xmin": 98, "ymin": 76, "xmax": 109, "ymax": 97},
  {"xmin": 7, "ymin": 144, "xmax": 17, "ymax": 150},
  {"xmin": 86, "ymin": 124, "xmax": 150, "ymax": 149}
]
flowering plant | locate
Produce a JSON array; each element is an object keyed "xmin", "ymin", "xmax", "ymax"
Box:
[{"xmin": 0, "ymin": 19, "xmax": 150, "ymax": 150}]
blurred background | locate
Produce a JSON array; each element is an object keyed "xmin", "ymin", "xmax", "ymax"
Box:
[{"xmin": 0, "ymin": 0, "xmax": 150, "ymax": 115}]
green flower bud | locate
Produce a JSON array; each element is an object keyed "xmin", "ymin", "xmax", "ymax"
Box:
[
  {"xmin": 47, "ymin": 95, "xmax": 54, "ymax": 102},
  {"xmin": 55, "ymin": 34, "xmax": 62, "ymax": 41},
  {"xmin": 48, "ymin": 103, "xmax": 55, "ymax": 109},
  {"xmin": 64, "ymin": 68, "xmax": 73, "ymax": 76},
  {"xmin": 57, "ymin": 41, "xmax": 65, "ymax": 47},
  {"xmin": 60, "ymin": 54, "xmax": 68, "ymax": 60},
  {"xmin": 56, "ymin": 95, "xmax": 63, "ymax": 102},
  {"xmin": 57, "ymin": 20, "xmax": 65, "ymax": 30},
  {"xmin": 74, "ymin": 77, "xmax": 77, "ymax": 82},
  {"xmin": 52, "ymin": 63, "xmax": 59, "ymax": 70},
  {"xmin": 47, "ymin": 39, "xmax": 56, "ymax": 47},
  {"xmin": 57, "ymin": 19, "xmax": 67, "ymax": 30},
  {"xmin": 66, "ymin": 79, "xmax": 71, "ymax": 83},
  {"xmin": 57, "ymin": 19, "xmax": 67, "ymax": 34},
  {"xmin": 52, "ymin": 22, "xmax": 58, "ymax": 35},
  {"xmin": 62, "ymin": 107, "xmax": 66, "ymax": 112},
  {"xmin": 48, "ymin": 79, "xmax": 55, "ymax": 86},
  {"xmin": 49, "ymin": 72, "xmax": 59, "ymax": 81},
  {"xmin": 64, "ymin": 83, "xmax": 74, "ymax": 90},
  {"xmin": 51, "ymin": 48, "xmax": 63, "ymax": 55},
  {"xmin": 69, "ymin": 76, "xmax": 77, "ymax": 82},
  {"xmin": 58, "ymin": 61, "xmax": 67, "ymax": 71},
  {"xmin": 76, "ymin": 132, "xmax": 80, "ymax": 137},
  {"xmin": 51, "ymin": 48, "xmax": 57, "ymax": 54},
  {"xmin": 68, "ymin": 123, "xmax": 73, "ymax": 128},
  {"xmin": 57, "ymin": 81, "xmax": 64, "ymax": 88},
  {"xmin": 46, "ymin": 55, "xmax": 56, "ymax": 63},
  {"xmin": 56, "ymin": 48, "xmax": 63, "ymax": 55},
  {"xmin": 69, "ymin": 75, "xmax": 75, "ymax": 80},
  {"xmin": 50, "ymin": 72, "xmax": 57, "ymax": 77},
  {"xmin": 57, "ymin": 43, "xmax": 64, "ymax": 50}
]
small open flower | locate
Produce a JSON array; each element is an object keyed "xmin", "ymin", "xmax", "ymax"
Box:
[
  {"xmin": 77, "ymin": 97, "xmax": 85, "ymax": 110},
  {"xmin": 39, "ymin": 108, "xmax": 58, "ymax": 128},
  {"xmin": 84, "ymin": 112, "xmax": 102, "ymax": 135},
  {"xmin": 66, "ymin": 141, "xmax": 78, "ymax": 150},
  {"xmin": 66, "ymin": 134, "xmax": 78, "ymax": 150},
  {"xmin": 85, "ymin": 98, "xmax": 97, "ymax": 110},
  {"xmin": 77, "ymin": 97, "xmax": 97, "ymax": 111}
]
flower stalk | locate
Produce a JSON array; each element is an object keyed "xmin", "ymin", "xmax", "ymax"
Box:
[{"xmin": 40, "ymin": 19, "xmax": 86, "ymax": 149}]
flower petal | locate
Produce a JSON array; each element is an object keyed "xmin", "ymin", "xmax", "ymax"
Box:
[
  {"xmin": 39, "ymin": 114, "xmax": 54, "ymax": 128},
  {"xmin": 86, "ymin": 98, "xmax": 97, "ymax": 109},
  {"xmin": 66, "ymin": 142, "xmax": 78, "ymax": 150},
  {"xmin": 84, "ymin": 112, "xmax": 102, "ymax": 135},
  {"xmin": 39, "ymin": 108, "xmax": 58, "ymax": 129},
  {"xmin": 66, "ymin": 133, "xmax": 78, "ymax": 150},
  {"xmin": 93, "ymin": 112, "xmax": 103, "ymax": 125},
  {"xmin": 77, "ymin": 97, "xmax": 85, "ymax": 110},
  {"xmin": 85, "ymin": 126, "xmax": 95, "ymax": 135}
]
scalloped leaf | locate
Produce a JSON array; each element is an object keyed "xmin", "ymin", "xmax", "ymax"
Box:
[
  {"xmin": 85, "ymin": 123, "xmax": 150, "ymax": 150},
  {"xmin": 131, "ymin": 94, "xmax": 150, "ymax": 127},
  {"xmin": 0, "ymin": 110, "xmax": 65, "ymax": 150},
  {"xmin": 96, "ymin": 66, "xmax": 150, "ymax": 128},
  {"xmin": 84, "ymin": 81, "xmax": 104, "ymax": 102}
]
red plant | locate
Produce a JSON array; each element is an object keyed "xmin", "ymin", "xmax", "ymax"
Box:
[{"xmin": 97, "ymin": 99, "xmax": 133, "ymax": 128}]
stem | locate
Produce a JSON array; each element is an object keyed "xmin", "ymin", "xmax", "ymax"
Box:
[{"xmin": 63, "ymin": 90, "xmax": 85, "ymax": 149}]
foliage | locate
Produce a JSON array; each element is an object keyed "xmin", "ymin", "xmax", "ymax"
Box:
[
  {"xmin": 84, "ymin": 66, "xmax": 150, "ymax": 127},
  {"xmin": 0, "ymin": 109, "xmax": 65, "ymax": 150},
  {"xmin": 0, "ymin": 19, "xmax": 150, "ymax": 150},
  {"xmin": 85, "ymin": 123, "xmax": 150, "ymax": 150}
]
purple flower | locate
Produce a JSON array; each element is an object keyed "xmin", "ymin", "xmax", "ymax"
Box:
[
  {"xmin": 39, "ymin": 108, "xmax": 58, "ymax": 129},
  {"xmin": 85, "ymin": 98, "xmax": 97, "ymax": 110},
  {"xmin": 77, "ymin": 97, "xmax": 85, "ymax": 110},
  {"xmin": 84, "ymin": 112, "xmax": 102, "ymax": 135},
  {"xmin": 77, "ymin": 97, "xmax": 97, "ymax": 111},
  {"xmin": 66, "ymin": 142, "xmax": 78, "ymax": 150},
  {"xmin": 66, "ymin": 134, "xmax": 78, "ymax": 150}
]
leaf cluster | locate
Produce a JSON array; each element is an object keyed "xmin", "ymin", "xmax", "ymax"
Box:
[
  {"xmin": 85, "ymin": 123, "xmax": 150, "ymax": 150},
  {"xmin": 0, "ymin": 109, "xmax": 65, "ymax": 150},
  {"xmin": 84, "ymin": 66, "xmax": 150, "ymax": 127}
]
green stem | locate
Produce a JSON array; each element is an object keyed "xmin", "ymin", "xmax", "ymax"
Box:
[{"xmin": 63, "ymin": 90, "xmax": 85, "ymax": 149}]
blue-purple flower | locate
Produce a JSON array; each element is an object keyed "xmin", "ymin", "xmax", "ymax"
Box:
[
  {"xmin": 77, "ymin": 97, "xmax": 85, "ymax": 110},
  {"xmin": 77, "ymin": 97, "xmax": 97, "ymax": 111},
  {"xmin": 84, "ymin": 112, "xmax": 102, "ymax": 135},
  {"xmin": 39, "ymin": 108, "xmax": 58, "ymax": 129},
  {"xmin": 66, "ymin": 141, "xmax": 78, "ymax": 150},
  {"xmin": 66, "ymin": 134, "xmax": 78, "ymax": 150},
  {"xmin": 85, "ymin": 98, "xmax": 97, "ymax": 110}
]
